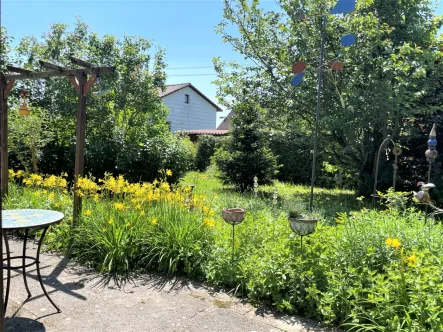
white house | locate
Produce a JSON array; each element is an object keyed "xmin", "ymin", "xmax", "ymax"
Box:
[{"xmin": 159, "ymin": 83, "xmax": 222, "ymax": 132}]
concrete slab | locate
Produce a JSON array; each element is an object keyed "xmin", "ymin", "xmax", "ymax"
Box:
[{"xmin": 4, "ymin": 239, "xmax": 338, "ymax": 332}]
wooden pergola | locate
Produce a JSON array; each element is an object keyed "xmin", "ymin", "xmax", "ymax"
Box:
[{"xmin": 0, "ymin": 57, "xmax": 115, "ymax": 327}]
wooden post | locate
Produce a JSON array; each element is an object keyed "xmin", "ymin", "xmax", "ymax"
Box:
[
  {"xmin": 73, "ymin": 72, "xmax": 87, "ymax": 222},
  {"xmin": 0, "ymin": 72, "xmax": 6, "ymax": 329},
  {"xmin": 0, "ymin": 73, "xmax": 9, "ymax": 199}
]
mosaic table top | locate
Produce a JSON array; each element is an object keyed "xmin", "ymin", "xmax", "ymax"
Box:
[{"xmin": 1, "ymin": 209, "xmax": 64, "ymax": 230}]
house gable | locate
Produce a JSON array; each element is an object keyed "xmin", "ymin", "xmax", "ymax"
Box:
[{"xmin": 161, "ymin": 84, "xmax": 221, "ymax": 132}]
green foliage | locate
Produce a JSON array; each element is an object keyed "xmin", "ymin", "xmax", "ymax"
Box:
[
  {"xmin": 213, "ymin": 0, "xmax": 443, "ymax": 195},
  {"xmin": 72, "ymin": 200, "xmax": 148, "ymax": 273},
  {"xmin": 9, "ymin": 169, "xmax": 443, "ymax": 330},
  {"xmin": 9, "ymin": 18, "xmax": 180, "ymax": 181},
  {"xmin": 195, "ymin": 135, "xmax": 219, "ymax": 172},
  {"xmin": 269, "ymin": 130, "xmax": 313, "ymax": 185},
  {"xmin": 118, "ymin": 133, "xmax": 195, "ymax": 183},
  {"xmin": 213, "ymin": 103, "xmax": 278, "ymax": 190},
  {"xmin": 138, "ymin": 199, "xmax": 213, "ymax": 277},
  {"xmin": 8, "ymin": 108, "xmax": 53, "ymax": 173}
]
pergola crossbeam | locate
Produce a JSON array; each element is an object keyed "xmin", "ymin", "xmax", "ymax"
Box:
[
  {"xmin": 39, "ymin": 60, "xmax": 67, "ymax": 72},
  {"xmin": 5, "ymin": 66, "xmax": 115, "ymax": 82},
  {"xmin": 70, "ymin": 56, "xmax": 96, "ymax": 69},
  {"xmin": 6, "ymin": 66, "xmax": 34, "ymax": 76}
]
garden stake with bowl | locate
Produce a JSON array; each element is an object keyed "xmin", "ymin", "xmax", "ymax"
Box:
[
  {"xmin": 287, "ymin": 209, "xmax": 318, "ymax": 252},
  {"xmin": 222, "ymin": 208, "xmax": 246, "ymax": 262},
  {"xmin": 290, "ymin": 0, "xmax": 357, "ymax": 212}
]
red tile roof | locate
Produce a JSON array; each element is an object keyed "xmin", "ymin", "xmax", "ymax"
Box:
[
  {"xmin": 180, "ymin": 130, "xmax": 229, "ymax": 135},
  {"xmin": 159, "ymin": 83, "xmax": 223, "ymax": 112}
]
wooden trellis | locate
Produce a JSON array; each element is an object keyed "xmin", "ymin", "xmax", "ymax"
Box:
[{"xmin": 0, "ymin": 57, "xmax": 116, "ymax": 220}]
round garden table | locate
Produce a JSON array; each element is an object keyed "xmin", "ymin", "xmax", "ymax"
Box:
[{"xmin": 2, "ymin": 209, "xmax": 64, "ymax": 313}]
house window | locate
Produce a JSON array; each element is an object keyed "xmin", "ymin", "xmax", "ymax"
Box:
[{"xmin": 185, "ymin": 94, "xmax": 190, "ymax": 104}]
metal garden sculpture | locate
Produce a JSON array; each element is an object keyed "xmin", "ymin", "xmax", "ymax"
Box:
[{"xmin": 290, "ymin": 0, "xmax": 357, "ymax": 211}]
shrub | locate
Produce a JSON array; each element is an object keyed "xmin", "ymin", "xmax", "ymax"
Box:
[
  {"xmin": 117, "ymin": 133, "xmax": 195, "ymax": 183},
  {"xmin": 195, "ymin": 135, "xmax": 219, "ymax": 171},
  {"xmin": 213, "ymin": 103, "xmax": 278, "ymax": 190}
]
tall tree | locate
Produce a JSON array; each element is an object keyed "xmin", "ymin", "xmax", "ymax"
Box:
[
  {"xmin": 214, "ymin": 0, "xmax": 443, "ymax": 194},
  {"xmin": 11, "ymin": 18, "xmax": 170, "ymax": 179}
]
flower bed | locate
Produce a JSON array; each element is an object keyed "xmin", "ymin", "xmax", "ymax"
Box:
[{"xmin": 5, "ymin": 170, "xmax": 443, "ymax": 331}]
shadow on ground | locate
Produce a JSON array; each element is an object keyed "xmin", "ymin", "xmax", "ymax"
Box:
[{"xmin": 5, "ymin": 316, "xmax": 46, "ymax": 332}]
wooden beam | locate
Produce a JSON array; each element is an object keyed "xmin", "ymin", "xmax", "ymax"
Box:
[
  {"xmin": 4, "ymin": 81, "xmax": 14, "ymax": 99},
  {"xmin": 73, "ymin": 72, "xmax": 88, "ymax": 223},
  {"xmin": 70, "ymin": 57, "xmax": 96, "ymax": 69},
  {"xmin": 0, "ymin": 78, "xmax": 4, "ymax": 332},
  {"xmin": 6, "ymin": 66, "xmax": 34, "ymax": 76},
  {"xmin": 0, "ymin": 73, "xmax": 9, "ymax": 199},
  {"xmin": 67, "ymin": 75, "xmax": 79, "ymax": 94},
  {"xmin": 39, "ymin": 60, "xmax": 66, "ymax": 72},
  {"xmin": 5, "ymin": 66, "xmax": 115, "ymax": 81},
  {"xmin": 83, "ymin": 74, "xmax": 97, "ymax": 96}
]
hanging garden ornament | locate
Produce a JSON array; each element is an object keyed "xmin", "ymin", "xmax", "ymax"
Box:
[
  {"xmin": 341, "ymin": 34, "xmax": 356, "ymax": 47},
  {"xmin": 328, "ymin": 61, "xmax": 344, "ymax": 71},
  {"xmin": 18, "ymin": 90, "xmax": 31, "ymax": 116},
  {"xmin": 425, "ymin": 124, "xmax": 438, "ymax": 163},
  {"xmin": 330, "ymin": 0, "xmax": 356, "ymax": 15}
]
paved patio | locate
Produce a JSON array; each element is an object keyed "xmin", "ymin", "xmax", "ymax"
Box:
[{"xmin": 4, "ymin": 239, "xmax": 336, "ymax": 332}]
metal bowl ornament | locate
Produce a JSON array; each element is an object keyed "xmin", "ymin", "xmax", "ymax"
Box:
[
  {"xmin": 222, "ymin": 208, "xmax": 246, "ymax": 225},
  {"xmin": 288, "ymin": 216, "xmax": 318, "ymax": 236}
]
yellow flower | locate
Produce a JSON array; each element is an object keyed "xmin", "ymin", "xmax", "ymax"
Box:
[
  {"xmin": 140, "ymin": 210, "xmax": 145, "ymax": 216},
  {"xmin": 84, "ymin": 209, "xmax": 92, "ymax": 216},
  {"xmin": 166, "ymin": 169, "xmax": 173, "ymax": 176},
  {"xmin": 108, "ymin": 218, "xmax": 113, "ymax": 225},
  {"xmin": 49, "ymin": 193, "xmax": 55, "ymax": 200},
  {"xmin": 386, "ymin": 237, "xmax": 401, "ymax": 249},
  {"xmin": 208, "ymin": 209, "xmax": 215, "ymax": 217},
  {"xmin": 42, "ymin": 189, "xmax": 47, "ymax": 194},
  {"xmin": 203, "ymin": 206, "xmax": 209, "ymax": 213},
  {"xmin": 203, "ymin": 218, "xmax": 215, "ymax": 228},
  {"xmin": 126, "ymin": 222, "xmax": 131, "ymax": 227},
  {"xmin": 114, "ymin": 203, "xmax": 124, "ymax": 211},
  {"xmin": 135, "ymin": 204, "xmax": 142, "ymax": 210},
  {"xmin": 151, "ymin": 218, "xmax": 157, "ymax": 225},
  {"xmin": 406, "ymin": 254, "xmax": 417, "ymax": 266},
  {"xmin": 93, "ymin": 194, "xmax": 100, "ymax": 202},
  {"xmin": 35, "ymin": 191, "xmax": 41, "ymax": 197},
  {"xmin": 68, "ymin": 216, "xmax": 73, "ymax": 221}
]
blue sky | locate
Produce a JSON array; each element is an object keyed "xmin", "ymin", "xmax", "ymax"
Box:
[
  {"xmin": 2, "ymin": 1, "xmax": 442, "ymax": 126},
  {"xmin": 2, "ymin": 0, "xmax": 277, "ymax": 126}
]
